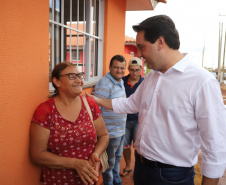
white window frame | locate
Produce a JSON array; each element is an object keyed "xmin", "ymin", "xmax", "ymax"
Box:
[{"xmin": 49, "ymin": 0, "xmax": 104, "ymax": 91}]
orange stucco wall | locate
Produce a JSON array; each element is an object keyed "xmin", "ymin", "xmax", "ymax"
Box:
[
  {"xmin": 0, "ymin": 0, "xmax": 128, "ymax": 184},
  {"xmin": 0, "ymin": 1, "xmax": 49, "ymax": 184},
  {"xmin": 103, "ymin": 0, "xmax": 127, "ymax": 76}
]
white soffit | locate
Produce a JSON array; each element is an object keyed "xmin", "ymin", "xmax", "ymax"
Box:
[
  {"xmin": 150, "ymin": 0, "xmax": 159, "ymax": 9},
  {"xmin": 126, "ymin": 0, "xmax": 159, "ymax": 11}
]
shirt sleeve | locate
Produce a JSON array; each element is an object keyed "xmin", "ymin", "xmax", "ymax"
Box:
[
  {"xmin": 112, "ymin": 76, "xmax": 145, "ymax": 114},
  {"xmin": 31, "ymin": 101, "xmax": 51, "ymax": 130},
  {"xmin": 195, "ymin": 78, "xmax": 226, "ymax": 178},
  {"xmin": 86, "ymin": 96, "xmax": 101, "ymax": 121}
]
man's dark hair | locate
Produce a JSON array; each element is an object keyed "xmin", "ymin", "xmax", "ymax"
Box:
[
  {"xmin": 133, "ymin": 15, "xmax": 180, "ymax": 49},
  {"xmin": 109, "ymin": 55, "xmax": 126, "ymax": 67}
]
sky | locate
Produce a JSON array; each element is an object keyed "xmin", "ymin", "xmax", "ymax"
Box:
[{"xmin": 125, "ymin": 0, "xmax": 226, "ymax": 69}]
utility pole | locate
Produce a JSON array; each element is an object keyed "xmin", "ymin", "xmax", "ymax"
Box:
[
  {"xmin": 222, "ymin": 31, "xmax": 226, "ymax": 79},
  {"xmin": 218, "ymin": 22, "xmax": 223, "ymax": 82},
  {"xmin": 202, "ymin": 37, "xmax": 205, "ymax": 67},
  {"xmin": 218, "ymin": 14, "xmax": 226, "ymax": 82}
]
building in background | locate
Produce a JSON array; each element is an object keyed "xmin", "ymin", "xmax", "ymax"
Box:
[{"xmin": 125, "ymin": 36, "xmax": 145, "ymax": 76}]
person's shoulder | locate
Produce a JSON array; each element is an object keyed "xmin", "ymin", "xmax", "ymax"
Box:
[
  {"xmin": 142, "ymin": 70, "xmax": 154, "ymax": 80},
  {"xmin": 122, "ymin": 74, "xmax": 129, "ymax": 81},
  {"xmin": 96, "ymin": 74, "xmax": 110, "ymax": 85},
  {"xmin": 95, "ymin": 74, "xmax": 115, "ymax": 90},
  {"xmin": 85, "ymin": 95, "xmax": 94, "ymax": 102},
  {"xmin": 182, "ymin": 54, "xmax": 214, "ymax": 79},
  {"xmin": 85, "ymin": 95, "xmax": 99, "ymax": 108},
  {"xmin": 187, "ymin": 63, "xmax": 215, "ymax": 80},
  {"xmin": 184, "ymin": 64, "xmax": 220, "ymax": 91},
  {"xmin": 140, "ymin": 75, "xmax": 144, "ymax": 81},
  {"xmin": 36, "ymin": 98, "xmax": 53, "ymax": 112}
]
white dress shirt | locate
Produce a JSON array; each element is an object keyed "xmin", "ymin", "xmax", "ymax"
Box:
[{"xmin": 112, "ymin": 54, "xmax": 226, "ymax": 178}]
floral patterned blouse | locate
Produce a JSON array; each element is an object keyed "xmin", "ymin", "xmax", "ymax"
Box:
[{"xmin": 31, "ymin": 96, "xmax": 101, "ymax": 185}]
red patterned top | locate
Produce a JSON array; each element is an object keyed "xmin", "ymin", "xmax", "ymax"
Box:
[{"xmin": 32, "ymin": 96, "xmax": 101, "ymax": 185}]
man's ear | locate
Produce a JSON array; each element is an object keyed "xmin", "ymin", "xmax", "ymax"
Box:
[
  {"xmin": 158, "ymin": 36, "xmax": 165, "ymax": 50},
  {"xmin": 52, "ymin": 77, "xmax": 60, "ymax": 88}
]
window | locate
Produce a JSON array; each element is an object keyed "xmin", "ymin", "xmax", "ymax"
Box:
[
  {"xmin": 49, "ymin": 0, "xmax": 104, "ymax": 90},
  {"xmin": 71, "ymin": 50, "xmax": 80, "ymax": 61}
]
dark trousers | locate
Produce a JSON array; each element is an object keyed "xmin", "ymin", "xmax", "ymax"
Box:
[{"xmin": 134, "ymin": 152, "xmax": 195, "ymax": 185}]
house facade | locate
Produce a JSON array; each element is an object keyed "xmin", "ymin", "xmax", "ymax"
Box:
[
  {"xmin": 125, "ymin": 35, "xmax": 145, "ymax": 76},
  {"xmin": 0, "ymin": 0, "xmax": 165, "ymax": 184}
]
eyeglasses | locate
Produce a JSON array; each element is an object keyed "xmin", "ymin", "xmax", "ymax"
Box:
[
  {"xmin": 59, "ymin": 72, "xmax": 84, "ymax": 80},
  {"xmin": 129, "ymin": 69, "xmax": 141, "ymax": 73},
  {"xmin": 112, "ymin": 66, "xmax": 126, "ymax": 70}
]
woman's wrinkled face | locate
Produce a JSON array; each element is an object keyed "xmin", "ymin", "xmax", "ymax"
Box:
[{"xmin": 55, "ymin": 65, "xmax": 84, "ymax": 96}]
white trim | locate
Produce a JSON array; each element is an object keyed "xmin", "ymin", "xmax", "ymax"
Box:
[
  {"xmin": 76, "ymin": 0, "xmax": 79, "ymax": 66},
  {"xmin": 83, "ymin": 0, "xmax": 86, "ymax": 72},
  {"xmin": 125, "ymin": 42, "xmax": 136, "ymax": 46},
  {"xmin": 85, "ymin": 0, "xmax": 92, "ymax": 82},
  {"xmin": 49, "ymin": 20, "xmax": 102, "ymax": 40},
  {"xmin": 69, "ymin": 0, "xmax": 72, "ymax": 63},
  {"xmin": 61, "ymin": 0, "xmax": 64, "ymax": 62},
  {"xmin": 150, "ymin": 0, "xmax": 158, "ymax": 9},
  {"xmin": 98, "ymin": 0, "xmax": 104, "ymax": 78}
]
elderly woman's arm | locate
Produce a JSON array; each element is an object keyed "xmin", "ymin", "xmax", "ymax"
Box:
[
  {"xmin": 29, "ymin": 123, "xmax": 99, "ymax": 185},
  {"xmin": 88, "ymin": 115, "xmax": 109, "ymax": 171}
]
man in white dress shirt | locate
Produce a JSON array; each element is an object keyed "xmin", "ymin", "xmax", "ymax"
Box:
[{"xmin": 88, "ymin": 15, "xmax": 226, "ymax": 185}]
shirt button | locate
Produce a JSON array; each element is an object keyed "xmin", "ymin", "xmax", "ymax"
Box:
[
  {"xmin": 142, "ymin": 137, "xmax": 144, "ymax": 140},
  {"xmin": 155, "ymin": 91, "xmax": 158, "ymax": 93}
]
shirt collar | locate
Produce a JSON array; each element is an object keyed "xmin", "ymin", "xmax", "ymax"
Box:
[
  {"xmin": 171, "ymin": 53, "xmax": 190, "ymax": 73},
  {"xmin": 106, "ymin": 72, "xmax": 124, "ymax": 87}
]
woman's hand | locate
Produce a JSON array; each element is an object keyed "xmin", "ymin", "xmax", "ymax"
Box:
[
  {"xmin": 73, "ymin": 158, "xmax": 99, "ymax": 185},
  {"xmin": 89, "ymin": 152, "xmax": 101, "ymax": 172}
]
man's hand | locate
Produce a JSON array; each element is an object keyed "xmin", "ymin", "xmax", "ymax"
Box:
[
  {"xmin": 86, "ymin": 92, "xmax": 100, "ymax": 104},
  {"xmin": 86, "ymin": 92, "xmax": 113, "ymax": 110}
]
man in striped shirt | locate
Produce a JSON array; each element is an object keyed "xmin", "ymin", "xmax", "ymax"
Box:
[{"xmin": 93, "ymin": 55, "xmax": 127, "ymax": 185}]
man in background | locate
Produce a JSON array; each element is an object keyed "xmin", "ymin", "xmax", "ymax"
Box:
[
  {"xmin": 93, "ymin": 55, "xmax": 127, "ymax": 185},
  {"xmin": 120, "ymin": 57, "xmax": 144, "ymax": 177}
]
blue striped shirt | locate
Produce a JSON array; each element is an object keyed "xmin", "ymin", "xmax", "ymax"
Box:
[{"xmin": 93, "ymin": 72, "xmax": 126, "ymax": 138}]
